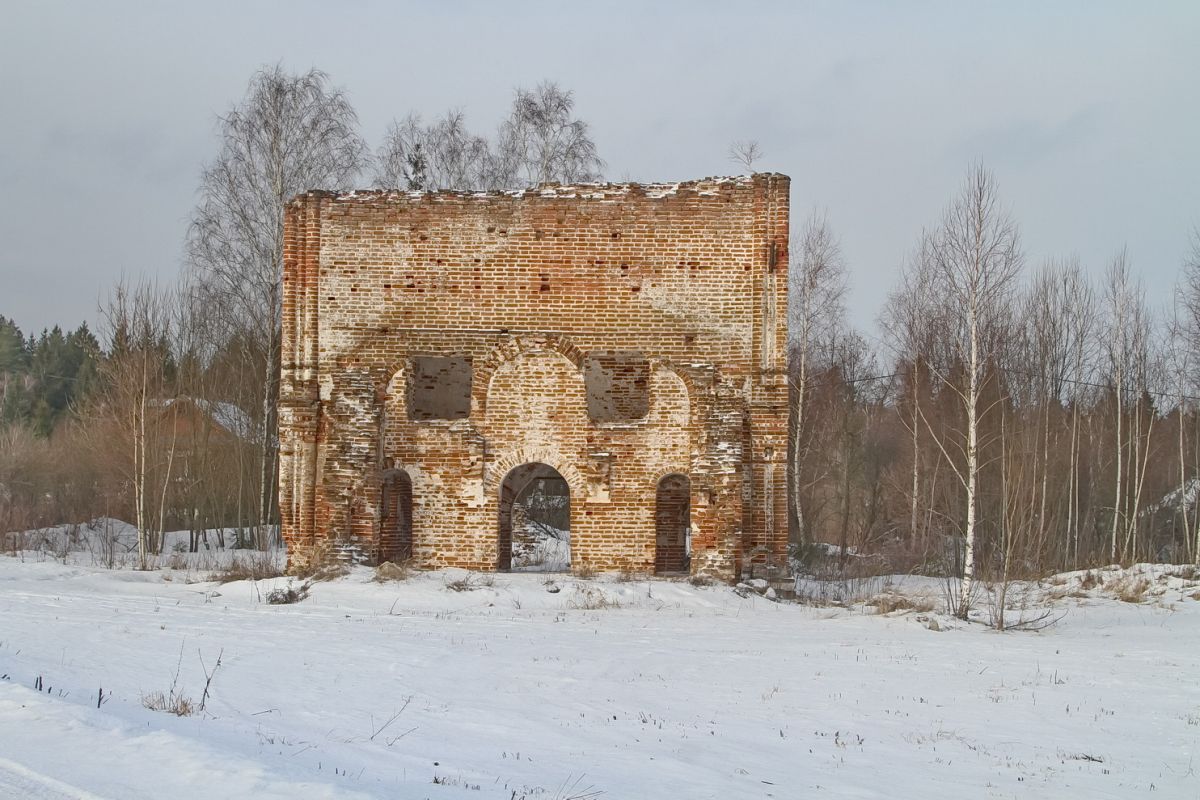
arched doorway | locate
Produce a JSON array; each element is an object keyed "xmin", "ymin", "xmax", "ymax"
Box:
[
  {"xmin": 380, "ymin": 470, "xmax": 413, "ymax": 562},
  {"xmin": 655, "ymin": 473, "xmax": 691, "ymax": 574},
  {"xmin": 498, "ymin": 463, "xmax": 570, "ymax": 572}
]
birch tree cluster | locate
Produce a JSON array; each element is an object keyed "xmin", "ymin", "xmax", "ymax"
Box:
[
  {"xmin": 0, "ymin": 281, "xmax": 271, "ymax": 560},
  {"xmin": 791, "ymin": 166, "xmax": 1200, "ymax": 617},
  {"xmin": 374, "ymin": 81, "xmax": 605, "ymax": 191}
]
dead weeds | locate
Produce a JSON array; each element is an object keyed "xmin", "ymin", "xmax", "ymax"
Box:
[
  {"xmin": 209, "ymin": 552, "xmax": 284, "ymax": 583},
  {"xmin": 869, "ymin": 592, "xmax": 936, "ymax": 614}
]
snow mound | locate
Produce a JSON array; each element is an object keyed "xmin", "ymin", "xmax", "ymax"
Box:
[{"xmin": 1042, "ymin": 562, "xmax": 1200, "ymax": 603}]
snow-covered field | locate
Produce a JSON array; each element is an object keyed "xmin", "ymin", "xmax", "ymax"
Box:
[{"xmin": 1, "ymin": 545, "xmax": 1198, "ymax": 799}]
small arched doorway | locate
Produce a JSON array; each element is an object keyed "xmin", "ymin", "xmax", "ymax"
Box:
[
  {"xmin": 498, "ymin": 463, "xmax": 570, "ymax": 572},
  {"xmin": 380, "ymin": 470, "xmax": 413, "ymax": 563},
  {"xmin": 655, "ymin": 473, "xmax": 691, "ymax": 574}
]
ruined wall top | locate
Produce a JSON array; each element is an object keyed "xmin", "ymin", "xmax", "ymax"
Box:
[{"xmin": 289, "ymin": 173, "xmax": 788, "ymax": 207}]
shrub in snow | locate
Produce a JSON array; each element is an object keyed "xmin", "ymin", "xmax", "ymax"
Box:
[
  {"xmin": 265, "ymin": 581, "xmax": 309, "ymax": 605},
  {"xmin": 443, "ymin": 572, "xmax": 493, "ymax": 592}
]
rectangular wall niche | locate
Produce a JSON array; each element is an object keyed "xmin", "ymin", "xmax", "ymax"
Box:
[
  {"xmin": 584, "ymin": 351, "xmax": 650, "ymax": 422},
  {"xmin": 408, "ymin": 355, "xmax": 472, "ymax": 420}
]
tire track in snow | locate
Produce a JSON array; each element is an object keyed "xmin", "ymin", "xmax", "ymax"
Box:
[{"xmin": 0, "ymin": 757, "xmax": 109, "ymax": 800}]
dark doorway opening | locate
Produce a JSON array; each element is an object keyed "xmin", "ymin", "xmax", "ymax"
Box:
[
  {"xmin": 655, "ymin": 473, "xmax": 691, "ymax": 574},
  {"xmin": 380, "ymin": 470, "xmax": 413, "ymax": 562},
  {"xmin": 498, "ymin": 463, "xmax": 570, "ymax": 572}
]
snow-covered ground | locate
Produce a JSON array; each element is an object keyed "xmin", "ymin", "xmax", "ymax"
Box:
[
  {"xmin": 1, "ymin": 518, "xmax": 282, "ymax": 572},
  {"xmin": 0, "ymin": 547, "xmax": 1198, "ymax": 799}
]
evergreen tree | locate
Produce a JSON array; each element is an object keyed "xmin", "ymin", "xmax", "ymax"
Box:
[
  {"xmin": 1, "ymin": 318, "xmax": 102, "ymax": 434},
  {"xmin": 0, "ymin": 316, "xmax": 30, "ymax": 425}
]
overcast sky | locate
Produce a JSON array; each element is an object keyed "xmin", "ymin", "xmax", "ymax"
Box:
[{"xmin": 2, "ymin": 1, "xmax": 1198, "ymax": 347}]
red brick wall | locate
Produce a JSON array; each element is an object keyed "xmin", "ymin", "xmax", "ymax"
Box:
[{"xmin": 279, "ymin": 174, "xmax": 789, "ymax": 580}]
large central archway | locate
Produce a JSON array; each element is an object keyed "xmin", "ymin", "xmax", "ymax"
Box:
[{"xmin": 498, "ymin": 463, "xmax": 570, "ymax": 572}]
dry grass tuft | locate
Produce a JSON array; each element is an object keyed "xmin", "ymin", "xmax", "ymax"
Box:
[
  {"xmin": 209, "ymin": 551, "xmax": 284, "ymax": 584},
  {"xmin": 570, "ymin": 586, "xmax": 621, "ymax": 610},
  {"xmin": 141, "ymin": 688, "xmax": 194, "ymax": 716},
  {"xmin": 301, "ymin": 563, "xmax": 350, "ymax": 583},
  {"xmin": 1167, "ymin": 565, "xmax": 1198, "ymax": 581},
  {"xmin": 444, "ymin": 572, "xmax": 493, "ymax": 592},
  {"xmin": 373, "ymin": 561, "xmax": 409, "ymax": 582},
  {"xmin": 869, "ymin": 592, "xmax": 936, "ymax": 614},
  {"xmin": 291, "ymin": 552, "xmax": 350, "ymax": 582},
  {"xmin": 573, "ymin": 563, "xmax": 598, "ymax": 580},
  {"xmin": 1112, "ymin": 577, "xmax": 1151, "ymax": 604}
]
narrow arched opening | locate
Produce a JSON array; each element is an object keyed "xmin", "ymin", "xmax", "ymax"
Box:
[
  {"xmin": 655, "ymin": 473, "xmax": 691, "ymax": 575},
  {"xmin": 498, "ymin": 463, "xmax": 570, "ymax": 572},
  {"xmin": 380, "ymin": 470, "xmax": 413, "ymax": 563}
]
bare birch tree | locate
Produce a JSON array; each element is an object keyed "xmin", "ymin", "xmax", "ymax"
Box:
[
  {"xmin": 489, "ymin": 82, "xmax": 604, "ymax": 188},
  {"xmin": 374, "ymin": 110, "xmax": 491, "ymax": 190},
  {"xmin": 375, "ymin": 82, "xmax": 602, "ymax": 192},
  {"xmin": 1177, "ymin": 226, "xmax": 1200, "ymax": 562},
  {"xmin": 882, "ymin": 232, "xmax": 941, "ymax": 549},
  {"xmin": 1167, "ymin": 291, "xmax": 1196, "ymax": 562},
  {"xmin": 925, "ymin": 165, "xmax": 1023, "ymax": 619},
  {"xmin": 187, "ymin": 65, "xmax": 368, "ymax": 549},
  {"xmin": 1054, "ymin": 260, "xmax": 1097, "ymax": 567},
  {"xmin": 1101, "ymin": 249, "xmax": 1155, "ymax": 561},
  {"xmin": 90, "ymin": 280, "xmax": 177, "ymax": 568},
  {"xmin": 1013, "ymin": 258, "xmax": 1095, "ymax": 566},
  {"xmin": 788, "ymin": 210, "xmax": 847, "ymax": 552}
]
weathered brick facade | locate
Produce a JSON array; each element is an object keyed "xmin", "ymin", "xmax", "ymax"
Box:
[{"xmin": 279, "ymin": 173, "xmax": 789, "ymax": 581}]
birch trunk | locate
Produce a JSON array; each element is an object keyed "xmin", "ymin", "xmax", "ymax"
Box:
[{"xmin": 958, "ymin": 302, "xmax": 979, "ymax": 619}]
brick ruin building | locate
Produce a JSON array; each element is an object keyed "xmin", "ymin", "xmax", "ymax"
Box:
[{"xmin": 279, "ymin": 173, "xmax": 789, "ymax": 581}]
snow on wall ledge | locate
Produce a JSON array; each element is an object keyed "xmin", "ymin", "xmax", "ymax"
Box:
[{"xmin": 279, "ymin": 173, "xmax": 790, "ymax": 580}]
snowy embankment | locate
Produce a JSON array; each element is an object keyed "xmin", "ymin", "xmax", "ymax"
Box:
[{"xmin": 0, "ymin": 553, "xmax": 1198, "ymax": 799}]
